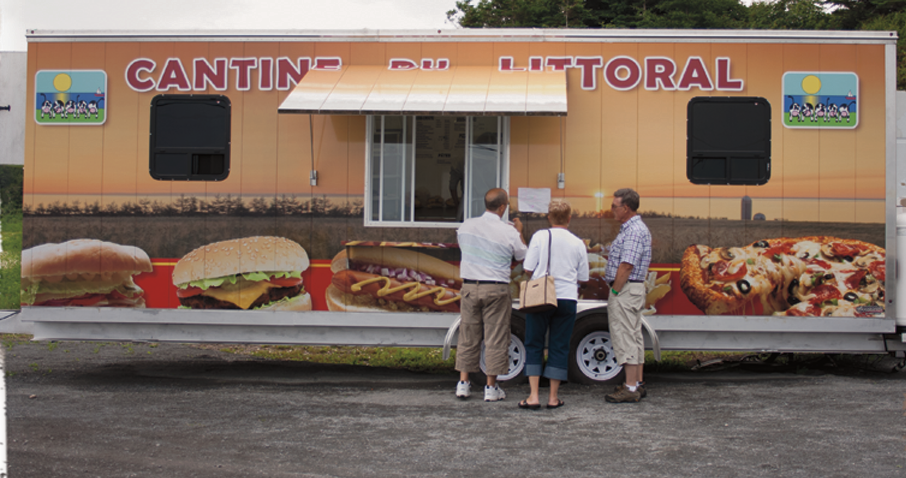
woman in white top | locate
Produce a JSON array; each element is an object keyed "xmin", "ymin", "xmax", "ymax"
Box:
[{"xmin": 518, "ymin": 200, "xmax": 589, "ymax": 409}]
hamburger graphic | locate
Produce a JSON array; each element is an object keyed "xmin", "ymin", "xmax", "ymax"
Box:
[
  {"xmin": 21, "ymin": 239, "xmax": 152, "ymax": 307},
  {"xmin": 173, "ymin": 236, "xmax": 311, "ymax": 311}
]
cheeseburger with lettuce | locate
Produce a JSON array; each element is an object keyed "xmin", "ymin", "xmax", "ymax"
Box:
[
  {"xmin": 21, "ymin": 239, "xmax": 152, "ymax": 307},
  {"xmin": 173, "ymin": 236, "xmax": 311, "ymax": 311}
]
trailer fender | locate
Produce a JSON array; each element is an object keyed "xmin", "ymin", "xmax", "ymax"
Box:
[
  {"xmin": 640, "ymin": 316, "xmax": 661, "ymax": 362},
  {"xmin": 442, "ymin": 315, "xmax": 461, "ymax": 361}
]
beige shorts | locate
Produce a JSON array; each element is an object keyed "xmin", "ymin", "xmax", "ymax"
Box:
[
  {"xmin": 608, "ymin": 282, "xmax": 645, "ymax": 365},
  {"xmin": 455, "ymin": 282, "xmax": 512, "ymax": 376}
]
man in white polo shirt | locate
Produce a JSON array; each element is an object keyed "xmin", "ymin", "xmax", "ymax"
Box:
[{"xmin": 455, "ymin": 188, "xmax": 527, "ymax": 402}]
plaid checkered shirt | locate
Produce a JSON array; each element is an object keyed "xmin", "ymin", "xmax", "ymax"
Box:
[{"xmin": 604, "ymin": 215, "xmax": 652, "ymax": 283}]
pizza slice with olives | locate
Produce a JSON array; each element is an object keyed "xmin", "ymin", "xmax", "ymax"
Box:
[{"xmin": 680, "ymin": 237, "xmax": 885, "ymax": 317}]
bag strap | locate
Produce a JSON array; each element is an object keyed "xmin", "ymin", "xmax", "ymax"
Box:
[{"xmin": 545, "ymin": 229, "xmax": 553, "ymax": 276}]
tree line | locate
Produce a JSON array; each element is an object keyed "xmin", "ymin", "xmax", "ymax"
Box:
[
  {"xmin": 448, "ymin": 0, "xmax": 906, "ymax": 89},
  {"xmin": 24, "ymin": 195, "xmax": 364, "ymax": 218}
]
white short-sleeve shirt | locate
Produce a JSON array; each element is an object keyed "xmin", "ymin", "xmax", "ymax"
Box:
[
  {"xmin": 457, "ymin": 211, "xmax": 528, "ymax": 283},
  {"xmin": 524, "ymin": 228, "xmax": 590, "ymax": 301}
]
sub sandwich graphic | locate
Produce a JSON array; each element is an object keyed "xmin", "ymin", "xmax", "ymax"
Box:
[{"xmin": 21, "ymin": 239, "xmax": 152, "ymax": 307}]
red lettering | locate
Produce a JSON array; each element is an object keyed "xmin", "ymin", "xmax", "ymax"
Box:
[
  {"xmin": 677, "ymin": 57, "xmax": 713, "ymax": 91},
  {"xmin": 193, "ymin": 58, "xmax": 227, "ymax": 91},
  {"xmin": 529, "ymin": 57, "xmax": 543, "ymax": 71},
  {"xmin": 277, "ymin": 57, "xmax": 310, "ymax": 90},
  {"xmin": 390, "ymin": 59, "xmax": 418, "ymax": 70},
  {"xmin": 604, "ymin": 56, "xmax": 641, "ymax": 91},
  {"xmin": 574, "ymin": 57, "xmax": 603, "ymax": 90},
  {"xmin": 156, "ymin": 59, "xmax": 191, "ymax": 91},
  {"xmin": 315, "ymin": 57, "xmax": 342, "ymax": 70},
  {"xmin": 545, "ymin": 57, "xmax": 573, "ymax": 71},
  {"xmin": 230, "ymin": 58, "xmax": 257, "ymax": 91},
  {"xmin": 125, "ymin": 58, "xmax": 156, "ymax": 92},
  {"xmin": 259, "ymin": 57, "xmax": 273, "ymax": 90},
  {"xmin": 715, "ymin": 57, "xmax": 743, "ymax": 91},
  {"xmin": 499, "ymin": 57, "xmax": 525, "ymax": 71},
  {"xmin": 420, "ymin": 58, "xmax": 450, "ymax": 70},
  {"xmin": 644, "ymin": 57, "xmax": 676, "ymax": 91}
]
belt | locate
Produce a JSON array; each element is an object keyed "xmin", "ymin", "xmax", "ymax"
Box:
[
  {"xmin": 608, "ymin": 280, "xmax": 645, "ymax": 287},
  {"xmin": 463, "ymin": 279, "xmax": 509, "ymax": 285}
]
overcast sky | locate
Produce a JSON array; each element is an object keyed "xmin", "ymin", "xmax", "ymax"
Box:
[{"xmin": 0, "ymin": 0, "xmax": 459, "ymax": 51}]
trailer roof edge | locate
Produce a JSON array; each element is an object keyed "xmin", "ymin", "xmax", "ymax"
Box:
[{"xmin": 24, "ymin": 28, "xmax": 899, "ymax": 44}]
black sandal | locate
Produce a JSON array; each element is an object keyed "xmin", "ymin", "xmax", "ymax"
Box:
[
  {"xmin": 518, "ymin": 400, "xmax": 541, "ymax": 410},
  {"xmin": 547, "ymin": 399, "xmax": 565, "ymax": 409}
]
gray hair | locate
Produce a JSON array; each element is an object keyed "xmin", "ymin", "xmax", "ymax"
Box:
[{"xmin": 614, "ymin": 188, "xmax": 640, "ymax": 212}]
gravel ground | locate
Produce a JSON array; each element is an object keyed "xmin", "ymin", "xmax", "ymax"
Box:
[{"xmin": 4, "ymin": 340, "xmax": 906, "ymax": 478}]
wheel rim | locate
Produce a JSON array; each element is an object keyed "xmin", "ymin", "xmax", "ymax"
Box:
[
  {"xmin": 480, "ymin": 333, "xmax": 526, "ymax": 382},
  {"xmin": 575, "ymin": 330, "xmax": 621, "ymax": 381}
]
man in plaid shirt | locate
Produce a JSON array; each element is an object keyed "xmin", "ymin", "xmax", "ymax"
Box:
[{"xmin": 603, "ymin": 188, "xmax": 652, "ymax": 403}]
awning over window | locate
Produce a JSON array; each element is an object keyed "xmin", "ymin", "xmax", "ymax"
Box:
[{"xmin": 278, "ymin": 66, "xmax": 567, "ymax": 116}]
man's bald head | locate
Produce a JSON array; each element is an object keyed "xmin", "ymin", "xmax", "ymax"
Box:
[{"xmin": 484, "ymin": 188, "xmax": 509, "ymax": 211}]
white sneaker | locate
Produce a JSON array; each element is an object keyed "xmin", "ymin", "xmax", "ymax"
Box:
[
  {"xmin": 455, "ymin": 381, "xmax": 471, "ymax": 399},
  {"xmin": 484, "ymin": 384, "xmax": 506, "ymax": 402}
]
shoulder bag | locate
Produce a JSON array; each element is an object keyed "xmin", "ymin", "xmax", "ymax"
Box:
[{"xmin": 518, "ymin": 230, "xmax": 558, "ymax": 314}]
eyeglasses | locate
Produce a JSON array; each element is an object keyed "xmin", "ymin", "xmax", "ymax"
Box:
[{"xmin": 611, "ymin": 203, "xmax": 625, "ymax": 210}]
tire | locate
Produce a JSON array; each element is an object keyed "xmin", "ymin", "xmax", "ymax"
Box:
[
  {"xmin": 479, "ymin": 313, "xmax": 527, "ymax": 383},
  {"xmin": 568, "ymin": 315, "xmax": 624, "ymax": 385}
]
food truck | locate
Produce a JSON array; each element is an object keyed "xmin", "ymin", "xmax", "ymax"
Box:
[{"xmin": 8, "ymin": 28, "xmax": 905, "ymax": 383}]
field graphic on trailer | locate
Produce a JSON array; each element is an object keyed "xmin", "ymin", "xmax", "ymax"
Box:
[{"xmin": 15, "ymin": 29, "xmax": 902, "ymax": 382}]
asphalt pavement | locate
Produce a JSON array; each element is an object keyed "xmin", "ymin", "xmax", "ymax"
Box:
[{"xmin": 4, "ymin": 340, "xmax": 906, "ymax": 478}]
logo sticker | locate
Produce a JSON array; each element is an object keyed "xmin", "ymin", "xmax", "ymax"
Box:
[
  {"xmin": 35, "ymin": 70, "xmax": 107, "ymax": 125},
  {"xmin": 782, "ymin": 72, "xmax": 858, "ymax": 129}
]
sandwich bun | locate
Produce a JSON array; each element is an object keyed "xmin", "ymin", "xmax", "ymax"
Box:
[
  {"xmin": 260, "ymin": 292, "xmax": 312, "ymax": 311},
  {"xmin": 325, "ymin": 284, "xmax": 384, "ymax": 312},
  {"xmin": 331, "ymin": 249, "xmax": 348, "ymax": 274},
  {"xmin": 22, "ymin": 239, "xmax": 152, "ymax": 280},
  {"xmin": 332, "ymin": 247, "xmax": 460, "ymax": 281},
  {"xmin": 326, "ymin": 284, "xmax": 425, "ymax": 313},
  {"xmin": 173, "ymin": 236, "xmax": 309, "ymax": 285}
]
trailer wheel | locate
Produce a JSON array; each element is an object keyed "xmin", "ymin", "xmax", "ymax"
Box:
[
  {"xmin": 479, "ymin": 314, "xmax": 526, "ymax": 382},
  {"xmin": 568, "ymin": 316, "xmax": 623, "ymax": 385}
]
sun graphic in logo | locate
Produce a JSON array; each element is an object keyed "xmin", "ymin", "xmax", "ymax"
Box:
[
  {"xmin": 801, "ymin": 75, "xmax": 821, "ymax": 95},
  {"xmin": 53, "ymin": 73, "xmax": 72, "ymax": 92}
]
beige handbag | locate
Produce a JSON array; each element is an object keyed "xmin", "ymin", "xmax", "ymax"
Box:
[{"xmin": 518, "ymin": 230, "xmax": 558, "ymax": 314}]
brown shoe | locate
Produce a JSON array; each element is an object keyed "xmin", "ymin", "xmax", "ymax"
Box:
[
  {"xmin": 613, "ymin": 382, "xmax": 647, "ymax": 399},
  {"xmin": 605, "ymin": 387, "xmax": 641, "ymax": 403}
]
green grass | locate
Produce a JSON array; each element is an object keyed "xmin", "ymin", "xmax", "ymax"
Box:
[
  {"xmin": 2, "ymin": 333, "xmax": 31, "ymax": 349},
  {"xmin": 35, "ymin": 109, "xmax": 105, "ymax": 124},
  {"xmin": 783, "ymin": 111, "xmax": 858, "ymax": 128},
  {"xmin": 201, "ymin": 344, "xmax": 456, "ymax": 374},
  {"xmin": 204, "ymin": 344, "xmax": 752, "ymax": 375},
  {"xmin": 0, "ymin": 211, "xmax": 22, "ymax": 310},
  {"xmin": 3, "ymin": 333, "xmax": 893, "ymax": 377}
]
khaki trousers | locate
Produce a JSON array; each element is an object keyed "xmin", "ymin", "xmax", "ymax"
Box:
[
  {"xmin": 608, "ymin": 282, "xmax": 646, "ymax": 365},
  {"xmin": 455, "ymin": 283, "xmax": 512, "ymax": 376}
]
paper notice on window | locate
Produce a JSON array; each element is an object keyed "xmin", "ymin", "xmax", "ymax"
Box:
[{"xmin": 517, "ymin": 188, "xmax": 551, "ymax": 213}]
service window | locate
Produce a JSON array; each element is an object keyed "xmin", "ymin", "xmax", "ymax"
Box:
[
  {"xmin": 149, "ymin": 95, "xmax": 231, "ymax": 181},
  {"xmin": 687, "ymin": 97, "xmax": 771, "ymax": 185},
  {"xmin": 366, "ymin": 115, "xmax": 507, "ymax": 227}
]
